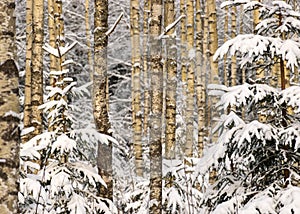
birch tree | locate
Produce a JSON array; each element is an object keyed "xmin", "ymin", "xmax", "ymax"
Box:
[
  {"xmin": 203, "ymin": 0, "xmax": 210, "ymax": 140},
  {"xmin": 253, "ymin": 0, "xmax": 265, "ymax": 83},
  {"xmin": 195, "ymin": 0, "xmax": 205, "ymax": 158},
  {"xmin": 239, "ymin": 5, "xmax": 246, "ymax": 85},
  {"xmin": 179, "ymin": 0, "xmax": 188, "ymax": 157},
  {"xmin": 207, "ymin": 0, "xmax": 219, "ymax": 143},
  {"xmin": 142, "ymin": 0, "xmax": 151, "ymax": 140},
  {"xmin": 149, "ymin": 0, "xmax": 163, "ymax": 212},
  {"xmin": 130, "ymin": 0, "xmax": 143, "ymax": 177},
  {"xmin": 85, "ymin": 0, "xmax": 93, "ymax": 75},
  {"xmin": 207, "ymin": 0, "xmax": 219, "ymax": 83},
  {"xmin": 31, "ymin": 0, "xmax": 44, "ymax": 136},
  {"xmin": 180, "ymin": 0, "xmax": 187, "ymax": 89},
  {"xmin": 94, "ymin": 0, "xmax": 113, "ymax": 200},
  {"xmin": 223, "ymin": 5, "xmax": 229, "ymax": 86},
  {"xmin": 164, "ymin": 0, "xmax": 177, "ymax": 160},
  {"xmin": 271, "ymin": 46, "xmax": 281, "ymax": 87},
  {"xmin": 47, "ymin": 0, "xmax": 66, "ymax": 133},
  {"xmin": 48, "ymin": 0, "xmax": 65, "ymax": 82},
  {"xmin": 23, "ymin": 0, "xmax": 44, "ymax": 140},
  {"xmin": 23, "ymin": 0, "xmax": 32, "ymax": 142},
  {"xmin": 231, "ymin": 6, "xmax": 237, "ymax": 86},
  {"xmin": 185, "ymin": 0, "xmax": 195, "ymax": 158},
  {"xmin": 206, "ymin": 0, "xmax": 219, "ymax": 184},
  {"xmin": 53, "ymin": 0, "xmax": 65, "ymax": 67},
  {"xmin": 0, "ymin": 1, "xmax": 19, "ymax": 213},
  {"xmin": 48, "ymin": 0, "xmax": 57, "ymax": 76}
]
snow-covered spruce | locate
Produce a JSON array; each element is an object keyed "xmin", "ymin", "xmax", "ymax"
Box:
[
  {"xmin": 196, "ymin": 1, "xmax": 300, "ymax": 213},
  {"xmin": 19, "ymin": 44, "xmax": 117, "ymax": 213},
  {"xmin": 197, "ymin": 84, "xmax": 300, "ymax": 213}
]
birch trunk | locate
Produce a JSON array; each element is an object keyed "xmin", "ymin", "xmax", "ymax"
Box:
[
  {"xmin": 271, "ymin": 58, "xmax": 281, "ymax": 88},
  {"xmin": 207, "ymin": 0, "xmax": 219, "ymax": 80},
  {"xmin": 0, "ymin": 1, "xmax": 19, "ymax": 212},
  {"xmin": 253, "ymin": 1, "xmax": 266, "ymax": 123},
  {"xmin": 293, "ymin": 0, "xmax": 298, "ymax": 10},
  {"xmin": 164, "ymin": 0, "xmax": 177, "ymax": 160},
  {"xmin": 180, "ymin": 0, "xmax": 187, "ymax": 85},
  {"xmin": 0, "ymin": 62, "xmax": 19, "ymax": 214},
  {"xmin": 277, "ymin": 0, "xmax": 290, "ymax": 90},
  {"xmin": 48, "ymin": 0, "xmax": 66, "ymax": 132},
  {"xmin": 49, "ymin": 0, "xmax": 65, "ymax": 73},
  {"xmin": 240, "ymin": 5, "xmax": 247, "ymax": 120},
  {"xmin": 94, "ymin": 0, "xmax": 113, "ymax": 200},
  {"xmin": 270, "ymin": 9, "xmax": 281, "ymax": 88},
  {"xmin": 223, "ymin": 6, "xmax": 229, "ymax": 86},
  {"xmin": 142, "ymin": 0, "xmax": 151, "ymax": 140},
  {"xmin": 207, "ymin": 0, "xmax": 219, "ymax": 143},
  {"xmin": 253, "ymin": 1, "xmax": 263, "ymax": 82},
  {"xmin": 85, "ymin": 0, "xmax": 93, "ymax": 76},
  {"xmin": 206, "ymin": 0, "xmax": 219, "ymax": 184},
  {"xmin": 23, "ymin": 0, "xmax": 32, "ymax": 142},
  {"xmin": 203, "ymin": 1, "xmax": 209, "ymax": 140},
  {"xmin": 54, "ymin": 0, "xmax": 65, "ymax": 72},
  {"xmin": 253, "ymin": 1, "xmax": 260, "ymax": 31},
  {"xmin": 31, "ymin": 0, "xmax": 44, "ymax": 136},
  {"xmin": 289, "ymin": 6, "xmax": 298, "ymax": 88},
  {"xmin": 180, "ymin": 0, "xmax": 187, "ymax": 155},
  {"xmin": 48, "ymin": 0, "xmax": 57, "ymax": 75},
  {"xmin": 185, "ymin": 0, "xmax": 195, "ymax": 158},
  {"xmin": 196, "ymin": 0, "xmax": 205, "ymax": 158},
  {"xmin": 149, "ymin": 0, "xmax": 163, "ymax": 212},
  {"xmin": 240, "ymin": 5, "xmax": 245, "ymax": 84},
  {"xmin": 231, "ymin": 6, "xmax": 237, "ymax": 86},
  {"xmin": 130, "ymin": 0, "xmax": 143, "ymax": 177},
  {"xmin": 54, "ymin": 0, "xmax": 64, "ymax": 48}
]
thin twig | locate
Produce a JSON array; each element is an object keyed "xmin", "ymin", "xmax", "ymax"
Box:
[{"xmin": 105, "ymin": 12, "xmax": 124, "ymax": 36}]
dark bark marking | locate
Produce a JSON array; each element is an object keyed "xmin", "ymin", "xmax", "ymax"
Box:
[{"xmin": 0, "ymin": 59, "xmax": 18, "ymax": 78}]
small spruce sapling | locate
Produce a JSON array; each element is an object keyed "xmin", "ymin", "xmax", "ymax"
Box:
[{"xmin": 19, "ymin": 41, "xmax": 117, "ymax": 213}]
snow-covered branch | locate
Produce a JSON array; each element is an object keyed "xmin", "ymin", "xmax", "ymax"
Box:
[
  {"xmin": 158, "ymin": 15, "xmax": 186, "ymax": 39},
  {"xmin": 43, "ymin": 42, "xmax": 77, "ymax": 58}
]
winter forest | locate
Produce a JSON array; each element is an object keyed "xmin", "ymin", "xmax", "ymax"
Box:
[{"xmin": 1, "ymin": 0, "xmax": 300, "ymax": 213}]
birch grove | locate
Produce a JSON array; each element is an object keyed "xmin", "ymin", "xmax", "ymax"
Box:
[{"xmin": 1, "ymin": 0, "xmax": 299, "ymax": 213}]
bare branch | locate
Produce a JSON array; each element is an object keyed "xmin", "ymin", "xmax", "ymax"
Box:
[{"xmin": 105, "ymin": 12, "xmax": 124, "ymax": 36}]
